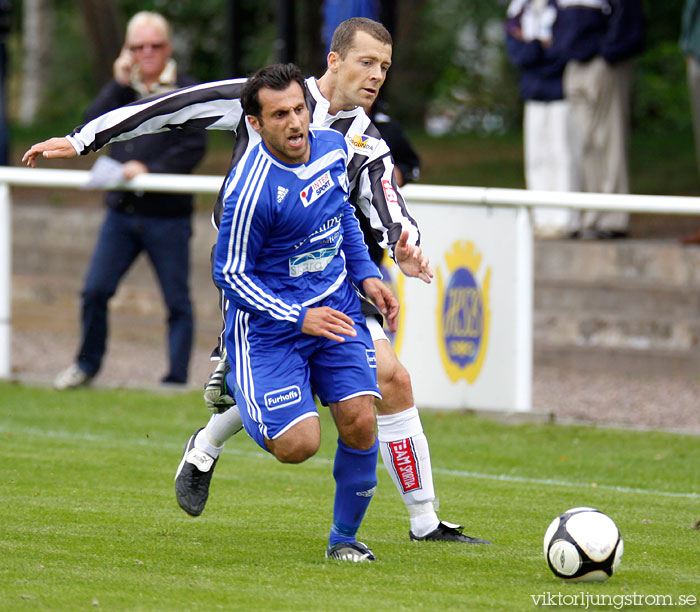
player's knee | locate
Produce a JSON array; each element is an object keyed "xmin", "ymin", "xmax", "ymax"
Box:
[
  {"xmin": 377, "ymin": 361, "xmax": 413, "ymax": 407},
  {"xmin": 268, "ymin": 419, "xmax": 321, "ymax": 463},
  {"xmin": 340, "ymin": 409, "xmax": 377, "ymax": 450},
  {"xmin": 391, "ymin": 363, "xmax": 412, "ymax": 394},
  {"xmin": 273, "ymin": 437, "xmax": 319, "ymax": 464},
  {"xmin": 377, "ymin": 348, "xmax": 409, "ymax": 387}
]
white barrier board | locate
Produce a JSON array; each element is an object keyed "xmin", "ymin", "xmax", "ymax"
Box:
[{"xmin": 382, "ymin": 202, "xmax": 532, "ymax": 412}]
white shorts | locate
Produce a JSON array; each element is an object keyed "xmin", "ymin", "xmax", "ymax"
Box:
[{"xmin": 365, "ymin": 315, "xmax": 388, "ymax": 343}]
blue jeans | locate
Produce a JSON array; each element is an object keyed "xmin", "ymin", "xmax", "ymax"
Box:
[{"xmin": 77, "ymin": 208, "xmax": 193, "ymax": 382}]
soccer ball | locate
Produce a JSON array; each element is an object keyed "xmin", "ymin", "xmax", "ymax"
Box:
[{"xmin": 543, "ymin": 507, "xmax": 623, "ymax": 582}]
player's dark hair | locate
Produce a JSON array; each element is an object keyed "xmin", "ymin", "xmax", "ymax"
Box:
[
  {"xmin": 330, "ymin": 17, "xmax": 392, "ymax": 59},
  {"xmin": 241, "ymin": 63, "xmax": 306, "ymax": 119}
]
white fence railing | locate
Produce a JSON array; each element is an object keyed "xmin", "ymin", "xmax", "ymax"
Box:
[{"xmin": 2, "ymin": 166, "xmax": 700, "ymax": 403}]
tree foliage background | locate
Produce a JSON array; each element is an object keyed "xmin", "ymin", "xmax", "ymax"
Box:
[{"xmin": 5, "ymin": 0, "xmax": 693, "ymax": 135}]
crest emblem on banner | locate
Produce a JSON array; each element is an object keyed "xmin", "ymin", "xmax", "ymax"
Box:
[{"xmin": 436, "ymin": 241, "xmax": 491, "ymax": 383}]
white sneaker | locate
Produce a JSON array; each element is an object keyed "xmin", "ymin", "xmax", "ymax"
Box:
[{"xmin": 53, "ymin": 364, "xmax": 92, "ymax": 390}]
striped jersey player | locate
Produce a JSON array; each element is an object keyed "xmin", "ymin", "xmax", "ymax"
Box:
[{"xmin": 64, "ymin": 75, "xmax": 419, "ymax": 259}]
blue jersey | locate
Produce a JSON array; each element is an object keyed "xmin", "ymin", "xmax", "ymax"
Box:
[{"xmin": 213, "ymin": 126, "xmax": 381, "ymax": 332}]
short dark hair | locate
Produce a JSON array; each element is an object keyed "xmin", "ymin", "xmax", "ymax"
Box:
[
  {"xmin": 330, "ymin": 17, "xmax": 392, "ymax": 59},
  {"xmin": 241, "ymin": 63, "xmax": 306, "ymax": 119}
]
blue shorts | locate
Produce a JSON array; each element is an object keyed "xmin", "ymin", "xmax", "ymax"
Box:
[{"xmin": 225, "ymin": 282, "xmax": 381, "ymax": 450}]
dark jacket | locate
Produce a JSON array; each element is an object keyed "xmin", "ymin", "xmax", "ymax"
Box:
[
  {"xmin": 552, "ymin": 0, "xmax": 644, "ymax": 65},
  {"xmin": 370, "ymin": 105, "xmax": 420, "ymax": 186},
  {"xmin": 84, "ymin": 74, "xmax": 207, "ymax": 217},
  {"xmin": 505, "ymin": 0, "xmax": 567, "ymax": 102}
]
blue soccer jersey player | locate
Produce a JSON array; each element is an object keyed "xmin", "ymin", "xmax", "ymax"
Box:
[
  {"xmin": 212, "ymin": 62, "xmax": 398, "ymax": 562},
  {"xmin": 22, "ymin": 18, "xmax": 491, "ymax": 548}
]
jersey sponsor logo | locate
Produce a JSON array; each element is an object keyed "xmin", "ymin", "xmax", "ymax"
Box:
[
  {"xmin": 366, "ymin": 349, "xmax": 377, "ymax": 368},
  {"xmin": 346, "ymin": 133, "xmax": 378, "ymax": 154},
  {"xmin": 277, "ymin": 186, "xmax": 289, "ymax": 203},
  {"xmin": 292, "ymin": 215, "xmax": 342, "ymax": 250},
  {"xmin": 289, "ymin": 245, "xmax": 339, "ymax": 277},
  {"xmin": 264, "ymin": 385, "xmax": 302, "ymax": 411},
  {"xmin": 300, "ymin": 170, "xmax": 334, "ymax": 208},
  {"xmin": 389, "ymin": 438, "xmax": 421, "ymax": 492},
  {"xmin": 436, "ymin": 241, "xmax": 491, "ymax": 384},
  {"xmin": 381, "ymin": 179, "xmax": 399, "ymax": 205},
  {"xmin": 309, "ymin": 216, "xmax": 341, "ymax": 244}
]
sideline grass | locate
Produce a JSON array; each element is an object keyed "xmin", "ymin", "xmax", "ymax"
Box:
[{"xmin": 1, "ymin": 382, "xmax": 698, "ymax": 611}]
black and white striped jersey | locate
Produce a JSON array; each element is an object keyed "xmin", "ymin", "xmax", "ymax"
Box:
[{"xmin": 67, "ymin": 76, "xmax": 420, "ymax": 258}]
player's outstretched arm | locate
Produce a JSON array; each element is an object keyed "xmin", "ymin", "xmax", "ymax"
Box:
[
  {"xmin": 362, "ymin": 277, "xmax": 399, "ymax": 333},
  {"xmin": 395, "ymin": 229, "xmax": 434, "ymax": 284},
  {"xmin": 22, "ymin": 137, "xmax": 77, "ymax": 167},
  {"xmin": 301, "ymin": 307, "xmax": 357, "ymax": 342}
]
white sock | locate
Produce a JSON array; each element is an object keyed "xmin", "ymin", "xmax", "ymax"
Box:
[
  {"xmin": 377, "ymin": 407, "xmax": 439, "ymax": 537},
  {"xmin": 194, "ymin": 405, "xmax": 243, "ymax": 459}
]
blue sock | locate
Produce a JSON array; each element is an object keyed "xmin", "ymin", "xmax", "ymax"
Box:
[{"xmin": 329, "ymin": 438, "xmax": 378, "ymax": 547}]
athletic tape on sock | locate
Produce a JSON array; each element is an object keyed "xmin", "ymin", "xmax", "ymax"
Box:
[{"xmin": 376, "ymin": 406, "xmax": 421, "ymax": 442}]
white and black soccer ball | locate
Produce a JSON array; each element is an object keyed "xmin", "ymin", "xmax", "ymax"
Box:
[{"xmin": 543, "ymin": 507, "xmax": 623, "ymax": 582}]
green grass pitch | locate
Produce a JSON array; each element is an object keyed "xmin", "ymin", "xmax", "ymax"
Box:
[{"xmin": 1, "ymin": 382, "xmax": 698, "ymax": 611}]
